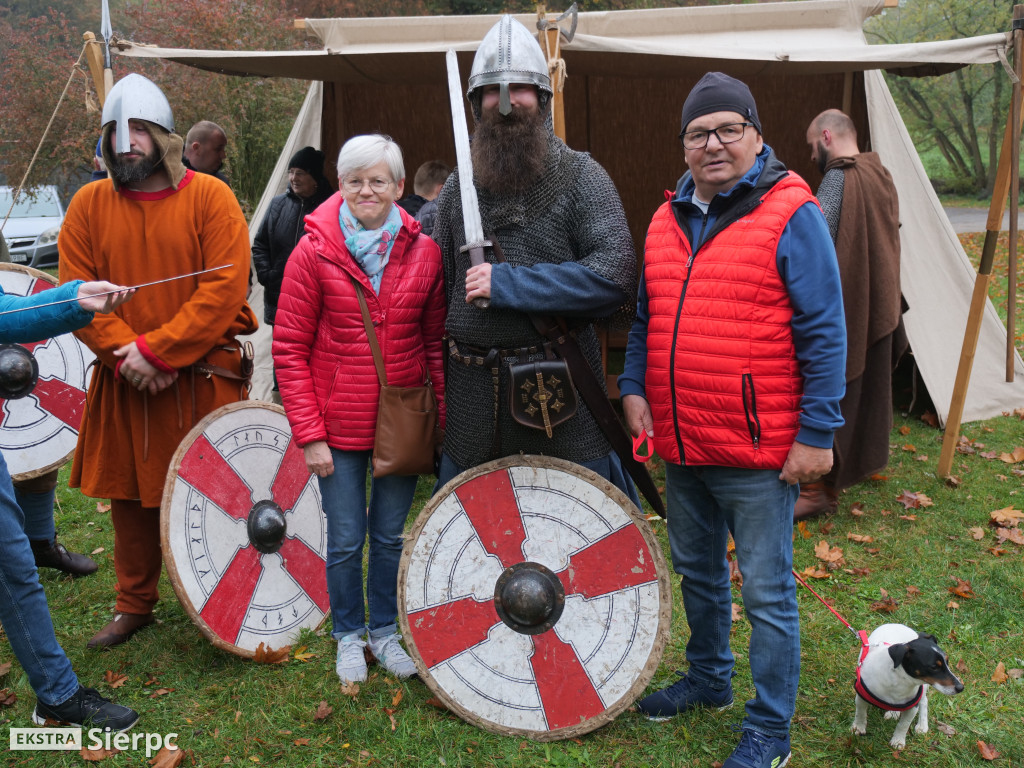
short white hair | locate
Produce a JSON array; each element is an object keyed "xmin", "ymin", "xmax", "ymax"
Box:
[{"xmin": 336, "ymin": 134, "xmax": 404, "ymax": 183}]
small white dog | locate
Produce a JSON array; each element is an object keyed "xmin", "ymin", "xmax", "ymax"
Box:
[{"xmin": 851, "ymin": 623, "xmax": 964, "ymax": 749}]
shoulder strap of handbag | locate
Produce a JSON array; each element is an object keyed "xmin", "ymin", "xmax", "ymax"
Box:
[{"xmin": 351, "ymin": 277, "xmax": 388, "ymax": 387}]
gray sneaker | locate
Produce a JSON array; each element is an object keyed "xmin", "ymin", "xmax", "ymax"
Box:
[
  {"xmin": 33, "ymin": 686, "xmax": 139, "ymax": 732},
  {"xmin": 336, "ymin": 634, "xmax": 368, "ymax": 684},
  {"xmin": 368, "ymin": 633, "xmax": 418, "ymax": 679}
]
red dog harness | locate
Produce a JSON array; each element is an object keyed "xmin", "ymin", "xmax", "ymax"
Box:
[{"xmin": 854, "ymin": 630, "xmax": 924, "ymax": 712}]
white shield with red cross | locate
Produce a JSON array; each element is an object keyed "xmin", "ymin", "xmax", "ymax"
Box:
[
  {"xmin": 398, "ymin": 456, "xmax": 671, "ymax": 740},
  {"xmin": 161, "ymin": 401, "xmax": 329, "ymax": 657},
  {"xmin": 0, "ymin": 264, "xmax": 96, "ymax": 481}
]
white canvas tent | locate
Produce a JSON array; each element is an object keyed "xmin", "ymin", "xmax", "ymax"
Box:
[{"xmin": 119, "ymin": 0, "xmax": 1024, "ymax": 424}]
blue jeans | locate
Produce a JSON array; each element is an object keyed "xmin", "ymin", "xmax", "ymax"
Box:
[
  {"xmin": 318, "ymin": 449, "xmax": 418, "ymax": 640},
  {"xmin": 664, "ymin": 463, "xmax": 800, "ymax": 738},
  {"xmin": 0, "ymin": 455, "xmax": 78, "ymax": 706}
]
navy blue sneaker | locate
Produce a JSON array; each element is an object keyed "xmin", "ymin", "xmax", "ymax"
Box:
[
  {"xmin": 722, "ymin": 728, "xmax": 791, "ymax": 768},
  {"xmin": 636, "ymin": 673, "xmax": 733, "ymax": 721}
]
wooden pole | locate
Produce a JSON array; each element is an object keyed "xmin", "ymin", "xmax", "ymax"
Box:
[
  {"xmin": 82, "ymin": 32, "xmax": 107, "ymax": 107},
  {"xmin": 937, "ymin": 4, "xmax": 1024, "ymax": 477},
  {"xmin": 537, "ymin": 4, "xmax": 567, "ymax": 142},
  {"xmin": 1009, "ymin": 10, "xmax": 1023, "ymax": 381}
]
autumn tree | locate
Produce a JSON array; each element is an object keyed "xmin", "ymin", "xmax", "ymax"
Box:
[{"xmin": 866, "ymin": 0, "xmax": 1012, "ymax": 196}]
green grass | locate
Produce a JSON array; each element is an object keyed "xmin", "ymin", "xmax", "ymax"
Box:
[{"xmin": 2, "ymin": 412, "xmax": 1023, "ymax": 767}]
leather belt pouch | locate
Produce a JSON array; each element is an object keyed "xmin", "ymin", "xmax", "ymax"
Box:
[{"xmin": 507, "ymin": 350, "xmax": 577, "ymax": 438}]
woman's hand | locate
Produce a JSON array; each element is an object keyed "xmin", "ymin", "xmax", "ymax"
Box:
[
  {"xmin": 77, "ymin": 281, "xmax": 135, "ymax": 314},
  {"xmin": 303, "ymin": 441, "xmax": 334, "ymax": 478}
]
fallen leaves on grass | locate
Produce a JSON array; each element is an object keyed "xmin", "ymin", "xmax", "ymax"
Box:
[
  {"xmin": 945, "ymin": 474, "xmax": 963, "ymax": 487},
  {"xmin": 935, "ymin": 721, "xmax": 956, "ymax": 736},
  {"xmin": 339, "ymin": 680, "xmax": 360, "ymax": 698},
  {"xmin": 899, "ymin": 425, "xmax": 911, "ymax": 435},
  {"xmin": 425, "ymin": 697, "xmax": 448, "ymax": 711},
  {"xmin": 150, "ymin": 688, "xmax": 174, "ymax": 699},
  {"xmin": 977, "ymin": 741, "xmax": 1001, "ymax": 761},
  {"xmin": 850, "ymin": 502, "xmax": 866, "ymax": 516},
  {"xmin": 252, "ymin": 643, "xmax": 291, "ymax": 665},
  {"xmin": 999, "ymin": 446, "xmax": 1024, "ymax": 463},
  {"xmin": 870, "ymin": 589, "xmax": 899, "ymax": 614},
  {"xmin": 0, "ymin": 689, "xmax": 16, "ymax": 707},
  {"xmin": 96, "ymin": 501, "xmax": 111, "ymax": 513},
  {"xmin": 996, "ymin": 527, "xmax": 1024, "ymax": 545},
  {"xmin": 896, "ymin": 490, "xmax": 932, "ymax": 509},
  {"xmin": 149, "ymin": 746, "xmax": 185, "ymax": 767},
  {"xmin": 901, "ymin": 444, "xmax": 916, "ymax": 452},
  {"xmin": 313, "ymin": 701, "xmax": 333, "ymax": 721},
  {"xmin": 990, "ymin": 506, "xmax": 1024, "ymax": 527},
  {"xmin": 800, "ymin": 565, "xmax": 830, "ymax": 579},
  {"xmin": 391, "ymin": 689, "xmax": 403, "ymax": 707},
  {"xmin": 0, "ymin": 662, "xmax": 10, "ymax": 677},
  {"xmin": 906, "ymin": 585, "xmax": 921, "ymax": 596},
  {"xmin": 81, "ymin": 747, "xmax": 120, "ymax": 761},
  {"xmin": 847, "ymin": 533, "xmax": 874, "ymax": 543},
  {"xmin": 921, "ymin": 412, "xmax": 939, "ymax": 427},
  {"xmin": 814, "ymin": 540, "xmax": 845, "ymax": 566},
  {"xmin": 899, "ymin": 514, "xmax": 917, "ymax": 521},
  {"xmin": 797, "ymin": 520, "xmax": 812, "ymax": 539},
  {"xmin": 292, "ymin": 646, "xmax": 316, "ymax": 663},
  {"xmin": 947, "ymin": 600, "xmax": 960, "ymax": 610},
  {"xmin": 293, "ymin": 739, "xmax": 310, "ymax": 747},
  {"xmin": 948, "ymin": 578, "xmax": 977, "ymax": 599},
  {"xmin": 991, "ymin": 662, "xmax": 1008, "ymax": 683},
  {"xmin": 969, "ymin": 526, "xmax": 987, "ymax": 540},
  {"xmin": 103, "ymin": 671, "xmax": 128, "ymax": 689}
]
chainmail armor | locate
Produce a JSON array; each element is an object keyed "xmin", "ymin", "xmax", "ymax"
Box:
[
  {"xmin": 816, "ymin": 168, "xmax": 845, "ymax": 244},
  {"xmin": 434, "ymin": 135, "xmax": 636, "ymax": 470}
]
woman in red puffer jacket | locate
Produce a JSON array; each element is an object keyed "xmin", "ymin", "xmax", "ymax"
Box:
[{"xmin": 273, "ymin": 134, "xmax": 446, "ymax": 688}]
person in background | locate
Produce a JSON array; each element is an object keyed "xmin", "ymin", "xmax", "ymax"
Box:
[
  {"xmin": 182, "ymin": 120, "xmax": 229, "ymax": 185},
  {"xmin": 91, "ymin": 136, "xmax": 108, "ymax": 181},
  {"xmin": 60, "ymin": 74, "xmax": 257, "ymax": 650},
  {"xmin": 0, "ymin": 275, "xmax": 137, "ymax": 731},
  {"xmin": 620, "ymin": 72, "xmax": 846, "ymax": 768},
  {"xmin": 798, "ymin": 108, "xmax": 906, "ymax": 519},
  {"xmin": 413, "ymin": 160, "xmax": 451, "ymax": 238},
  {"xmin": 252, "ymin": 146, "xmax": 332, "ymax": 331},
  {"xmin": 397, "ymin": 159, "xmax": 451, "ymax": 220},
  {"xmin": 273, "ymin": 134, "xmax": 445, "ymax": 686}
]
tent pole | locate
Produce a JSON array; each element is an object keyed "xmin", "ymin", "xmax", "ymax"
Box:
[
  {"xmin": 1009, "ymin": 9, "xmax": 1023, "ymax": 381},
  {"xmin": 938, "ymin": 4, "xmax": 1024, "ymax": 477}
]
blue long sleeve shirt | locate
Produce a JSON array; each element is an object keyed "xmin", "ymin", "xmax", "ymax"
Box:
[{"xmin": 0, "ymin": 280, "xmax": 92, "ymax": 344}]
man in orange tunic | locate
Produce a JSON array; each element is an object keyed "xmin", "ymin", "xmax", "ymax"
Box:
[{"xmin": 59, "ymin": 74, "xmax": 258, "ymax": 649}]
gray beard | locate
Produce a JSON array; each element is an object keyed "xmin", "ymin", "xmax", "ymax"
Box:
[
  {"xmin": 109, "ymin": 153, "xmax": 158, "ymax": 185},
  {"xmin": 471, "ymin": 107, "xmax": 548, "ymax": 196}
]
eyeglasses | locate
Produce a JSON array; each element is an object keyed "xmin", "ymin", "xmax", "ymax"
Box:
[
  {"xmin": 342, "ymin": 176, "xmax": 393, "ymax": 194},
  {"xmin": 680, "ymin": 122, "xmax": 755, "ymax": 150}
]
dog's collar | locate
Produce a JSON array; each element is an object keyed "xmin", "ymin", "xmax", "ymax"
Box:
[{"xmin": 854, "ymin": 630, "xmax": 925, "ymax": 712}]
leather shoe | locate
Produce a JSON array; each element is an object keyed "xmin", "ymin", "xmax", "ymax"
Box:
[
  {"xmin": 794, "ymin": 482, "xmax": 838, "ymax": 521},
  {"xmin": 87, "ymin": 612, "xmax": 155, "ymax": 650},
  {"xmin": 31, "ymin": 539, "xmax": 98, "ymax": 577}
]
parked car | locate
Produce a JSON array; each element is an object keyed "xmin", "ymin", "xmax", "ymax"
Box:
[{"xmin": 0, "ymin": 185, "xmax": 64, "ymax": 269}]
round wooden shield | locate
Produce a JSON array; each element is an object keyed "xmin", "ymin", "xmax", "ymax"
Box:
[
  {"xmin": 0, "ymin": 263, "xmax": 96, "ymax": 481},
  {"xmin": 160, "ymin": 401, "xmax": 329, "ymax": 658},
  {"xmin": 398, "ymin": 456, "xmax": 671, "ymax": 741}
]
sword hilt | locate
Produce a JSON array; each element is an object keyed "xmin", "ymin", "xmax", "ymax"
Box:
[{"xmin": 461, "ymin": 240, "xmax": 492, "ymax": 310}]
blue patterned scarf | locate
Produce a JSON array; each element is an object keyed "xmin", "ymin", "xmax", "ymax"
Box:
[{"xmin": 338, "ymin": 200, "xmax": 402, "ymax": 293}]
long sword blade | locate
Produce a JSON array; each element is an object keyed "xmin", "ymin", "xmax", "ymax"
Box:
[
  {"xmin": 446, "ymin": 49, "xmax": 486, "ymax": 247},
  {"xmin": 100, "ymin": 0, "xmax": 113, "ymax": 69},
  {"xmin": 0, "ymin": 264, "xmax": 232, "ymax": 316}
]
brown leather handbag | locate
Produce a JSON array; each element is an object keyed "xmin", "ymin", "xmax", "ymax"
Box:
[{"xmin": 353, "ymin": 279, "xmax": 439, "ymax": 478}]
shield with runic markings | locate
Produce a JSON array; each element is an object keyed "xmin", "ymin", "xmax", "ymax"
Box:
[
  {"xmin": 398, "ymin": 455, "xmax": 671, "ymax": 740},
  {"xmin": 0, "ymin": 263, "xmax": 96, "ymax": 481},
  {"xmin": 161, "ymin": 401, "xmax": 328, "ymax": 657}
]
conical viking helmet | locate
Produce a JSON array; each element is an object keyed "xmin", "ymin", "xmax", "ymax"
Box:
[
  {"xmin": 101, "ymin": 73, "xmax": 174, "ymax": 155},
  {"xmin": 468, "ymin": 15, "xmax": 552, "ymax": 116}
]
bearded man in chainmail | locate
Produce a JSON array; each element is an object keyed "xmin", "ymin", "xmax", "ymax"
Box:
[{"xmin": 432, "ymin": 15, "xmax": 638, "ymax": 500}]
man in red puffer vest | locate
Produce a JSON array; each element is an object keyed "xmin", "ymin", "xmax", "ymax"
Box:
[{"xmin": 619, "ymin": 72, "xmax": 846, "ymax": 768}]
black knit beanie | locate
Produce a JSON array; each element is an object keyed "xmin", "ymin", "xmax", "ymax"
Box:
[
  {"xmin": 288, "ymin": 146, "xmax": 325, "ymax": 176},
  {"xmin": 680, "ymin": 72, "xmax": 761, "ymax": 136}
]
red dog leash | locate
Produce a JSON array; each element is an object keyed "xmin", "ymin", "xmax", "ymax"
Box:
[{"xmin": 791, "ymin": 569, "xmax": 923, "ymax": 712}]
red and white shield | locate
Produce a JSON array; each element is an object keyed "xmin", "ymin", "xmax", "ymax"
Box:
[
  {"xmin": 398, "ymin": 456, "xmax": 671, "ymax": 740},
  {"xmin": 161, "ymin": 401, "xmax": 329, "ymax": 657},
  {"xmin": 0, "ymin": 263, "xmax": 95, "ymax": 481}
]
